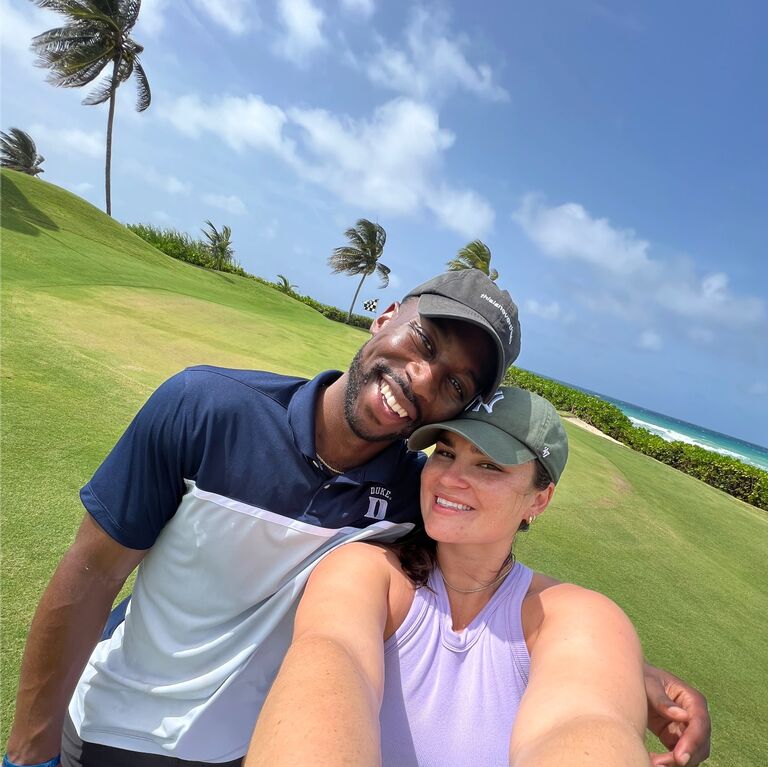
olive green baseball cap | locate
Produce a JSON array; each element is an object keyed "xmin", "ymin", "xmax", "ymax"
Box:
[{"xmin": 408, "ymin": 385, "xmax": 569, "ymax": 484}]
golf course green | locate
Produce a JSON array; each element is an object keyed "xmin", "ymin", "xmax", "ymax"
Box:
[{"xmin": 2, "ymin": 169, "xmax": 766, "ymax": 765}]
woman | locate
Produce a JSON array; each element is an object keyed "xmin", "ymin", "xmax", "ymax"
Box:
[{"xmin": 246, "ymin": 386, "xmax": 650, "ymax": 767}]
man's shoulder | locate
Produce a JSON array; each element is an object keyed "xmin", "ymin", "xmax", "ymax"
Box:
[{"xmin": 168, "ymin": 366, "xmax": 310, "ymax": 413}]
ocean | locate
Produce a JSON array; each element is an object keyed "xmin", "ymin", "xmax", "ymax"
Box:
[{"xmin": 569, "ymin": 385, "xmax": 768, "ymax": 472}]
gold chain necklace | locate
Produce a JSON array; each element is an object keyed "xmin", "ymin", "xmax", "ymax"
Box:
[
  {"xmin": 439, "ymin": 555, "xmax": 516, "ymax": 594},
  {"xmin": 316, "ymin": 451, "xmax": 344, "ymax": 475}
]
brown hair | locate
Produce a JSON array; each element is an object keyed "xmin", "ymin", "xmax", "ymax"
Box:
[{"xmin": 391, "ymin": 458, "xmax": 553, "ymax": 589}]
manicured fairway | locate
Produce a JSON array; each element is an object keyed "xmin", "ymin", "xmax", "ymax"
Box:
[{"xmin": 2, "ymin": 170, "xmax": 767, "ymax": 765}]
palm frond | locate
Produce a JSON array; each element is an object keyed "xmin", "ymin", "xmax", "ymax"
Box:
[
  {"xmin": 1, "ymin": 128, "xmax": 45, "ymax": 175},
  {"xmin": 82, "ymin": 71, "xmax": 115, "ymax": 104},
  {"xmin": 132, "ymin": 58, "xmax": 151, "ymax": 111},
  {"xmin": 447, "ymin": 239, "xmax": 498, "ymax": 280},
  {"xmin": 375, "ymin": 262, "xmax": 391, "ymax": 288}
]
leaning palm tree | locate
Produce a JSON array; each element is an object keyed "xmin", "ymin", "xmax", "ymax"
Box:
[
  {"xmin": 328, "ymin": 219, "xmax": 389, "ymax": 322},
  {"xmin": 0, "ymin": 128, "xmax": 45, "ymax": 176},
  {"xmin": 447, "ymin": 239, "xmax": 498, "ymax": 281},
  {"xmin": 202, "ymin": 220, "xmax": 234, "ymax": 271},
  {"xmin": 276, "ymin": 274, "xmax": 298, "ymax": 294},
  {"xmin": 31, "ymin": 0, "xmax": 151, "ymax": 216}
]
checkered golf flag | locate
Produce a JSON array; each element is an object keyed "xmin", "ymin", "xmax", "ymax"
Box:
[{"xmin": 362, "ymin": 298, "xmax": 379, "ymax": 313}]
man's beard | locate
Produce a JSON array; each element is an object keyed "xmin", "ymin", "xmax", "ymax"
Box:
[{"xmin": 344, "ymin": 347, "xmax": 422, "ymax": 443}]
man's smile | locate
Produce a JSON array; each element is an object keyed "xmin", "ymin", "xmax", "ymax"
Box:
[{"xmin": 379, "ymin": 378, "xmax": 412, "ymax": 420}]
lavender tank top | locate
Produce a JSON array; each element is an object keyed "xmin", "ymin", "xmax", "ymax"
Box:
[{"xmin": 380, "ymin": 562, "xmax": 533, "ymax": 767}]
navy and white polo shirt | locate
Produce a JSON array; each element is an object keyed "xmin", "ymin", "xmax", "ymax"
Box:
[{"xmin": 69, "ymin": 366, "xmax": 422, "ymax": 762}]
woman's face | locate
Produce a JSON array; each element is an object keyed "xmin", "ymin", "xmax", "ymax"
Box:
[{"xmin": 420, "ymin": 431, "xmax": 548, "ymax": 548}]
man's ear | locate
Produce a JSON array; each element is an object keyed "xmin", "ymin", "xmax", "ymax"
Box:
[{"xmin": 370, "ymin": 302, "xmax": 400, "ymax": 336}]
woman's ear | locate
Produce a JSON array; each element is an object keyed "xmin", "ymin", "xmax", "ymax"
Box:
[
  {"xmin": 370, "ymin": 301, "xmax": 401, "ymax": 335},
  {"xmin": 529, "ymin": 483, "xmax": 555, "ymax": 521}
]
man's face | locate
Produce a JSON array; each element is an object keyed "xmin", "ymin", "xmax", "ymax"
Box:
[{"xmin": 343, "ymin": 299, "xmax": 495, "ymax": 443}]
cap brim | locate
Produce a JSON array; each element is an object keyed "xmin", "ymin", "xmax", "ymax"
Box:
[
  {"xmin": 408, "ymin": 420, "xmax": 537, "ymax": 466},
  {"xmin": 417, "ymin": 294, "xmax": 505, "ymax": 397}
]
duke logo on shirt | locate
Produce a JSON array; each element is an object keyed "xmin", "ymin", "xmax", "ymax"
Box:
[{"xmin": 365, "ymin": 486, "xmax": 392, "ymax": 520}]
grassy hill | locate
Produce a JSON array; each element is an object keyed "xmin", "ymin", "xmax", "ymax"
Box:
[{"xmin": 2, "ymin": 170, "xmax": 767, "ymax": 764}]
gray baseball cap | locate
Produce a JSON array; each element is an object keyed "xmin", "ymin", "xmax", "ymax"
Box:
[
  {"xmin": 408, "ymin": 385, "xmax": 568, "ymax": 484},
  {"xmin": 404, "ymin": 270, "xmax": 521, "ymax": 398}
]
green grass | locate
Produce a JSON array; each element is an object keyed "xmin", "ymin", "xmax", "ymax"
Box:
[{"xmin": 2, "ymin": 170, "xmax": 767, "ymax": 764}]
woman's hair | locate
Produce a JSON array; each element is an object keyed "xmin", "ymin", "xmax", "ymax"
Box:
[{"xmin": 392, "ymin": 458, "xmax": 553, "ymax": 589}]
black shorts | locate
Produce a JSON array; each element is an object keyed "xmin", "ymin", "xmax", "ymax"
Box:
[{"xmin": 61, "ymin": 714, "xmax": 244, "ymax": 767}]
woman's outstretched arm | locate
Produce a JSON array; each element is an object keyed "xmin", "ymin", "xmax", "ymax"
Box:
[
  {"xmin": 510, "ymin": 583, "xmax": 650, "ymax": 767},
  {"xmin": 246, "ymin": 542, "xmax": 397, "ymax": 767}
]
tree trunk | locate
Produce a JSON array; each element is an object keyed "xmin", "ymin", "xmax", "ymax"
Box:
[
  {"xmin": 104, "ymin": 55, "xmax": 121, "ymax": 216},
  {"xmin": 348, "ymin": 271, "xmax": 368, "ymax": 323}
]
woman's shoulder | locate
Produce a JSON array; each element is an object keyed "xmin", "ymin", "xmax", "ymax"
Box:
[
  {"xmin": 310, "ymin": 542, "xmax": 415, "ymax": 639},
  {"xmin": 316, "ymin": 540, "xmax": 403, "ymax": 575},
  {"xmin": 523, "ymin": 573, "xmax": 635, "ymax": 648}
]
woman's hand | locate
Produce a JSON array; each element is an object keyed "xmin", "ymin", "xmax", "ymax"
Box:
[{"xmin": 644, "ymin": 663, "xmax": 711, "ymax": 766}]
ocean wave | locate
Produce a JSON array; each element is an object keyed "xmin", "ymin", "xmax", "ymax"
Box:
[{"xmin": 628, "ymin": 417, "xmax": 766, "ymax": 469}]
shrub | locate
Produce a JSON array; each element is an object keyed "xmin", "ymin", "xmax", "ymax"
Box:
[
  {"xmin": 505, "ymin": 367, "xmax": 768, "ymax": 511},
  {"xmin": 128, "ymin": 222, "xmax": 371, "ymax": 330},
  {"xmin": 127, "ymin": 223, "xmax": 248, "ymax": 277}
]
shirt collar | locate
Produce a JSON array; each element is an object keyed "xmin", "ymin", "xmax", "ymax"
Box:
[
  {"xmin": 287, "ymin": 370, "xmax": 342, "ymax": 459},
  {"xmin": 287, "ymin": 369, "xmax": 413, "ymax": 485}
]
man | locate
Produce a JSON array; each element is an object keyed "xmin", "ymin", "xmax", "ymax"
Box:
[{"xmin": 5, "ymin": 271, "xmax": 709, "ymax": 767}]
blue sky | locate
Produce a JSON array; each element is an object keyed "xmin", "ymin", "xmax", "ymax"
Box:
[{"xmin": 2, "ymin": 0, "xmax": 766, "ymax": 445}]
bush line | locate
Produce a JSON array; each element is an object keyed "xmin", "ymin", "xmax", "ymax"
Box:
[
  {"xmin": 505, "ymin": 368, "xmax": 768, "ymax": 511},
  {"xmin": 127, "ymin": 223, "xmax": 372, "ymax": 330}
]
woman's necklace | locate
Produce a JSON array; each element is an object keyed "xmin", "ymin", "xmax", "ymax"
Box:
[
  {"xmin": 316, "ymin": 451, "xmax": 344, "ymax": 475},
  {"xmin": 440, "ymin": 555, "xmax": 516, "ymax": 594}
]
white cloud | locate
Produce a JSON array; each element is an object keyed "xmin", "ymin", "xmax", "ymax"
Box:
[
  {"xmin": 137, "ymin": 0, "xmax": 252, "ymax": 36},
  {"xmin": 425, "ymin": 185, "xmax": 494, "ymax": 238},
  {"xmin": 202, "ymin": 193, "xmax": 247, "ymax": 216},
  {"xmin": 273, "ymin": 0, "xmax": 326, "ymax": 64},
  {"xmin": 364, "ymin": 8, "xmax": 507, "ymax": 103},
  {"xmin": 0, "ymin": 0, "xmax": 57, "ymax": 62},
  {"xmin": 163, "ymin": 93, "xmax": 493, "ymax": 237},
  {"xmin": 30, "ymin": 123, "xmax": 103, "ymax": 158},
  {"xmin": 656, "ymin": 270, "xmax": 764, "ymax": 326},
  {"xmin": 162, "ymin": 94, "xmax": 294, "ymax": 157},
  {"xmin": 514, "ymin": 194, "xmax": 650, "ymax": 274},
  {"xmin": 514, "ymin": 194, "xmax": 766, "ymax": 330},
  {"xmin": 124, "ymin": 160, "xmax": 190, "ymax": 195},
  {"xmin": 152, "ymin": 210, "xmax": 172, "ymax": 224},
  {"xmin": 71, "ymin": 182, "xmax": 94, "ymax": 193},
  {"xmin": 339, "ymin": 0, "xmax": 374, "ymax": 17},
  {"xmin": 288, "ymin": 98, "xmax": 493, "ymax": 236},
  {"xmin": 193, "ymin": 0, "xmax": 252, "ymax": 35},
  {"xmin": 525, "ymin": 300, "xmax": 561, "ymax": 320},
  {"xmin": 638, "ymin": 330, "xmax": 662, "ymax": 351},
  {"xmin": 135, "ymin": 0, "xmax": 170, "ymax": 36}
]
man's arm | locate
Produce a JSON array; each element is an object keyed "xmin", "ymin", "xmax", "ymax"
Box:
[
  {"xmin": 5, "ymin": 515, "xmax": 145, "ymax": 765},
  {"xmin": 510, "ymin": 584, "xmax": 649, "ymax": 767},
  {"xmin": 644, "ymin": 663, "xmax": 711, "ymax": 767},
  {"xmin": 246, "ymin": 543, "xmax": 396, "ymax": 767}
]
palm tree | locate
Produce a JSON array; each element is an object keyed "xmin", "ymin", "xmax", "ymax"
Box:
[
  {"xmin": 31, "ymin": 0, "xmax": 151, "ymax": 216},
  {"xmin": 0, "ymin": 128, "xmax": 45, "ymax": 176},
  {"xmin": 328, "ymin": 219, "xmax": 389, "ymax": 322},
  {"xmin": 202, "ymin": 220, "xmax": 234, "ymax": 271},
  {"xmin": 276, "ymin": 274, "xmax": 298, "ymax": 294},
  {"xmin": 447, "ymin": 240, "xmax": 498, "ymax": 281}
]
